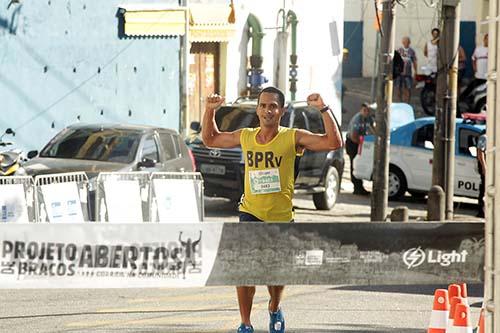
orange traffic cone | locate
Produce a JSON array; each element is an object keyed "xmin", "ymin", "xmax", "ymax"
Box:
[
  {"xmin": 476, "ymin": 308, "xmax": 485, "ymax": 333},
  {"xmin": 459, "ymin": 282, "xmax": 469, "ymax": 305},
  {"xmin": 451, "ymin": 303, "xmax": 473, "ymax": 333},
  {"xmin": 428, "ymin": 289, "xmax": 449, "ymax": 333},
  {"xmin": 448, "ymin": 284, "xmax": 461, "ymax": 305},
  {"xmin": 446, "ymin": 296, "xmax": 464, "ymax": 332}
]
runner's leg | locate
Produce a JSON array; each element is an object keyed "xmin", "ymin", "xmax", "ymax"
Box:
[
  {"xmin": 267, "ymin": 285, "xmax": 285, "ymax": 312},
  {"xmin": 237, "ymin": 286, "xmax": 256, "ymax": 326}
]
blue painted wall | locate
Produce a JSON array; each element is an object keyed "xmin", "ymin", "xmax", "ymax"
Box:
[
  {"xmin": 460, "ymin": 21, "xmax": 477, "ymax": 78},
  {"xmin": 0, "ymin": 0, "xmax": 180, "ymax": 152},
  {"xmin": 342, "ymin": 21, "xmax": 363, "ymax": 77}
]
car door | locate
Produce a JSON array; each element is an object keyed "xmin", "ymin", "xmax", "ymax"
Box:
[
  {"xmin": 401, "ymin": 123, "xmax": 434, "ymax": 192},
  {"xmin": 137, "ymin": 134, "xmax": 161, "ymax": 172},
  {"xmin": 291, "ymin": 106, "xmax": 327, "ymax": 186},
  {"xmin": 455, "ymin": 127, "xmax": 481, "ymax": 198},
  {"xmin": 158, "ymin": 132, "xmax": 186, "ymax": 172}
]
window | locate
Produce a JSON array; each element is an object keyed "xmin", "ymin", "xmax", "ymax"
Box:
[
  {"xmin": 458, "ymin": 128, "xmax": 479, "ymax": 157},
  {"xmin": 140, "ymin": 136, "xmax": 159, "ymax": 162},
  {"xmin": 159, "ymin": 133, "xmax": 179, "ymax": 161},
  {"xmin": 304, "ymin": 107, "xmax": 325, "ymax": 134},
  {"xmin": 292, "ymin": 109, "xmax": 308, "ymax": 130},
  {"xmin": 412, "ymin": 124, "xmax": 434, "ymax": 148}
]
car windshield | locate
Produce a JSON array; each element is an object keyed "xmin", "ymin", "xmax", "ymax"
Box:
[
  {"xmin": 215, "ymin": 106, "xmax": 259, "ymax": 131},
  {"xmin": 39, "ymin": 128, "xmax": 142, "ymax": 163}
]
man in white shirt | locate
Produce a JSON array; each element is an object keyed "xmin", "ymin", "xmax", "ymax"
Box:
[
  {"xmin": 462, "ymin": 34, "xmax": 488, "ymax": 98},
  {"xmin": 473, "ymin": 33, "xmax": 488, "ymax": 79}
]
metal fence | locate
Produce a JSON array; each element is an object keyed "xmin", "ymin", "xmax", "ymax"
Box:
[
  {"xmin": 150, "ymin": 172, "xmax": 204, "ymax": 222},
  {"xmin": 95, "ymin": 172, "xmax": 151, "ymax": 222},
  {"xmin": 34, "ymin": 172, "xmax": 89, "ymax": 223}
]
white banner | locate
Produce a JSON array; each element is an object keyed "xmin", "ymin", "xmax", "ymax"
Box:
[
  {"xmin": 0, "ymin": 184, "xmax": 29, "ymax": 223},
  {"xmin": 103, "ymin": 180, "xmax": 143, "ymax": 223},
  {"xmin": 0, "ymin": 223, "xmax": 223, "ymax": 288},
  {"xmin": 40, "ymin": 183, "xmax": 84, "ymax": 223},
  {"xmin": 153, "ymin": 179, "xmax": 200, "ymax": 222}
]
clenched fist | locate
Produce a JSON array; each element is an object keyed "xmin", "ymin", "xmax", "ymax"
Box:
[
  {"xmin": 205, "ymin": 94, "xmax": 225, "ymax": 111},
  {"xmin": 306, "ymin": 93, "xmax": 326, "ymax": 110}
]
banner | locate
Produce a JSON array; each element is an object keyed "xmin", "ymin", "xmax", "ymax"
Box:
[
  {"xmin": 0, "ymin": 222, "xmax": 484, "ymax": 288},
  {"xmin": 0, "ymin": 223, "xmax": 223, "ymax": 288},
  {"xmin": 0, "ymin": 184, "xmax": 29, "ymax": 223},
  {"xmin": 40, "ymin": 183, "xmax": 84, "ymax": 223},
  {"xmin": 152, "ymin": 179, "xmax": 200, "ymax": 222}
]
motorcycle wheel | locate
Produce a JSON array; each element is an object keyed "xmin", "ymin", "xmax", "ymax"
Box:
[
  {"xmin": 420, "ymin": 87, "xmax": 436, "ymax": 116},
  {"xmin": 474, "ymin": 97, "xmax": 487, "ymax": 114}
]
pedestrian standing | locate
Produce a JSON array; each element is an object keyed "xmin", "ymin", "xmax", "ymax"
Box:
[
  {"xmin": 424, "ymin": 28, "xmax": 440, "ymax": 73},
  {"xmin": 477, "ymin": 129, "xmax": 486, "ymax": 218},
  {"xmin": 395, "ymin": 37, "xmax": 418, "ymax": 103},
  {"xmin": 345, "ymin": 103, "xmax": 374, "ymax": 195},
  {"xmin": 462, "ymin": 33, "xmax": 488, "ymax": 98},
  {"xmin": 201, "ymin": 86, "xmax": 343, "ymax": 333}
]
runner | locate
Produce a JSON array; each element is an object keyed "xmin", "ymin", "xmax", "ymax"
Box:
[{"xmin": 201, "ymin": 86, "xmax": 343, "ymax": 333}]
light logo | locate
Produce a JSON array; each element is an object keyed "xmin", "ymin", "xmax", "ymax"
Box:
[{"xmin": 403, "ymin": 247, "xmax": 426, "ymax": 269}]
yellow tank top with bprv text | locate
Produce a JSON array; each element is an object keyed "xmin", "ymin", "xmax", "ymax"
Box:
[{"xmin": 239, "ymin": 127, "xmax": 297, "ymax": 222}]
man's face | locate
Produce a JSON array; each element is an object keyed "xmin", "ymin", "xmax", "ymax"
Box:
[
  {"xmin": 256, "ymin": 92, "xmax": 284, "ymax": 128},
  {"xmin": 431, "ymin": 30, "xmax": 440, "ymax": 39},
  {"xmin": 402, "ymin": 37, "xmax": 410, "ymax": 48},
  {"xmin": 360, "ymin": 106, "xmax": 370, "ymax": 118},
  {"xmin": 484, "ymin": 34, "xmax": 489, "ymax": 47}
]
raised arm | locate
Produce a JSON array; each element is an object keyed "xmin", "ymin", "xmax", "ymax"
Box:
[
  {"xmin": 295, "ymin": 93, "xmax": 343, "ymax": 152},
  {"xmin": 201, "ymin": 94, "xmax": 242, "ymax": 148}
]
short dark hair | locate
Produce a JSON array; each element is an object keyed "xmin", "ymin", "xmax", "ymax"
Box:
[
  {"xmin": 257, "ymin": 86, "xmax": 285, "ymax": 108},
  {"xmin": 432, "ymin": 28, "xmax": 440, "ymax": 34}
]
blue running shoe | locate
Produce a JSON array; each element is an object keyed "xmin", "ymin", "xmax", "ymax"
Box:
[
  {"xmin": 269, "ymin": 308, "xmax": 285, "ymax": 333},
  {"xmin": 237, "ymin": 323, "xmax": 254, "ymax": 333}
]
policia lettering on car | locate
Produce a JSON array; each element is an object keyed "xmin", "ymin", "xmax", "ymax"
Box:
[{"xmin": 458, "ymin": 180, "xmax": 479, "ymax": 191}]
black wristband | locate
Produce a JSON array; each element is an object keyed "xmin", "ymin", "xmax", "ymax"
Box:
[{"xmin": 319, "ymin": 105, "xmax": 330, "ymax": 113}]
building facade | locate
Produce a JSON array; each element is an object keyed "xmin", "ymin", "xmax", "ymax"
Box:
[
  {"xmin": 0, "ymin": 0, "xmax": 344, "ymax": 152},
  {"xmin": 344, "ymin": 0, "xmax": 488, "ymax": 78}
]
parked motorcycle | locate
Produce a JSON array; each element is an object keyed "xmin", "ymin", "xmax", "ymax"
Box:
[
  {"xmin": 0, "ymin": 128, "xmax": 23, "ymax": 176},
  {"xmin": 417, "ymin": 66, "xmax": 486, "ymax": 117}
]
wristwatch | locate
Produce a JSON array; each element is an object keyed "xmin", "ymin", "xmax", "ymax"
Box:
[{"xmin": 319, "ymin": 105, "xmax": 330, "ymax": 114}]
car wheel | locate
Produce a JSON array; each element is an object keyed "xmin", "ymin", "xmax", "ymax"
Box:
[
  {"xmin": 388, "ymin": 165, "xmax": 407, "ymax": 201},
  {"xmin": 420, "ymin": 87, "xmax": 436, "ymax": 116},
  {"xmin": 313, "ymin": 166, "xmax": 340, "ymax": 210}
]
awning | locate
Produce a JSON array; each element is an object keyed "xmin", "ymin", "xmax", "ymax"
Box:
[
  {"xmin": 118, "ymin": 4, "xmax": 236, "ymax": 41},
  {"xmin": 189, "ymin": 4, "xmax": 236, "ymax": 42},
  {"xmin": 119, "ymin": 5, "xmax": 187, "ymax": 37}
]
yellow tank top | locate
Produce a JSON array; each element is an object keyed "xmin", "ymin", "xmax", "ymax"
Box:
[{"xmin": 239, "ymin": 127, "xmax": 297, "ymax": 222}]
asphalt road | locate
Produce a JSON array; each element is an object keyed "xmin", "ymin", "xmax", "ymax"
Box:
[{"xmin": 0, "ymin": 284, "xmax": 484, "ymax": 333}]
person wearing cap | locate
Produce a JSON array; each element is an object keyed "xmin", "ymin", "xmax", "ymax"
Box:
[
  {"xmin": 345, "ymin": 103, "xmax": 374, "ymax": 195},
  {"xmin": 201, "ymin": 86, "xmax": 343, "ymax": 333}
]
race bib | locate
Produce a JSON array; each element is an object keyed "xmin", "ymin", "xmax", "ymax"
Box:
[{"xmin": 249, "ymin": 168, "xmax": 281, "ymax": 194}]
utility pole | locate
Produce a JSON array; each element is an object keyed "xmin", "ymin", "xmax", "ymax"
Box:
[
  {"xmin": 485, "ymin": 0, "xmax": 499, "ymax": 331},
  {"xmin": 370, "ymin": 0, "xmax": 395, "ymax": 222},
  {"xmin": 431, "ymin": 0, "xmax": 460, "ymax": 220}
]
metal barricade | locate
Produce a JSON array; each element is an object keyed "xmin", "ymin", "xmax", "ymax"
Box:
[
  {"xmin": 34, "ymin": 172, "xmax": 89, "ymax": 223},
  {"xmin": 0, "ymin": 176, "xmax": 36, "ymax": 223},
  {"xmin": 95, "ymin": 172, "xmax": 150, "ymax": 222},
  {"xmin": 150, "ymin": 172, "xmax": 204, "ymax": 222}
]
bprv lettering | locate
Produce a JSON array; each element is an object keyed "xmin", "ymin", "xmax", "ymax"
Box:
[{"xmin": 247, "ymin": 151, "xmax": 282, "ymax": 168}]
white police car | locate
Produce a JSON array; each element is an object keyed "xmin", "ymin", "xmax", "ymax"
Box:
[{"xmin": 353, "ymin": 110, "xmax": 485, "ymax": 200}]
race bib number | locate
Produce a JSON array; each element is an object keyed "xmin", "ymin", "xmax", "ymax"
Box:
[{"xmin": 249, "ymin": 168, "xmax": 281, "ymax": 194}]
